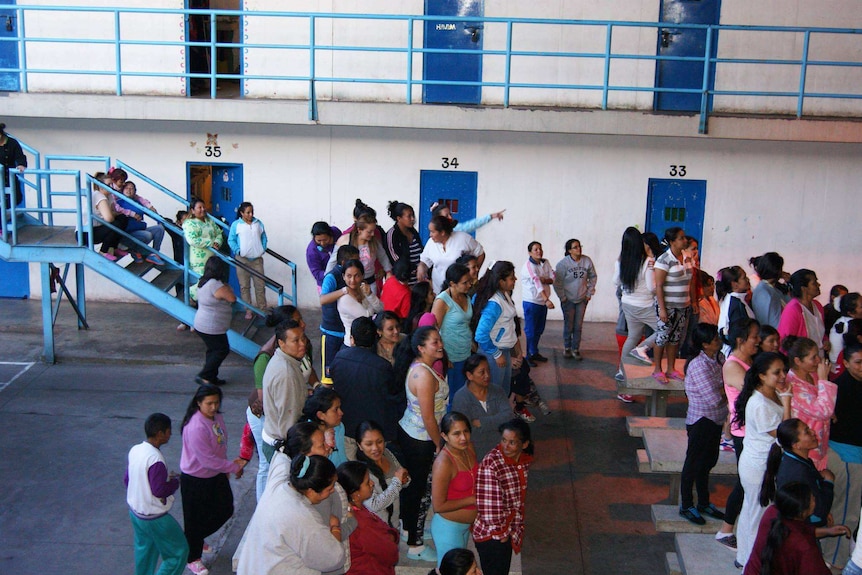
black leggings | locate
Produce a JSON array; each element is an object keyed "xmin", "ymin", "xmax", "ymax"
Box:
[
  {"xmin": 680, "ymin": 417, "xmax": 722, "ymax": 509},
  {"xmin": 180, "ymin": 472, "xmax": 234, "ymax": 562},
  {"xmin": 197, "ymin": 331, "xmax": 230, "ymax": 381},
  {"xmin": 398, "ymin": 426, "xmax": 435, "ymax": 546},
  {"xmin": 87, "ymin": 214, "xmax": 129, "ymax": 252},
  {"xmin": 476, "ymin": 539, "xmax": 514, "ymax": 575}
]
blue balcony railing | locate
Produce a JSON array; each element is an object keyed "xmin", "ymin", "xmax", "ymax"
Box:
[{"xmin": 0, "ymin": 5, "xmax": 860, "ymax": 133}]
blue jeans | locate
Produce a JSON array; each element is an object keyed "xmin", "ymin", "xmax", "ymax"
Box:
[
  {"xmin": 843, "ymin": 560, "xmax": 862, "ymax": 575},
  {"xmin": 131, "ymin": 223, "xmax": 166, "ymax": 251},
  {"xmin": 246, "ymin": 406, "xmax": 269, "ymax": 501},
  {"xmin": 561, "ymin": 299, "xmax": 588, "ymax": 351},
  {"xmin": 488, "ymin": 348, "xmax": 512, "ymax": 396},
  {"xmin": 430, "ymin": 513, "xmax": 471, "ymax": 567},
  {"xmin": 523, "ymin": 301, "xmax": 548, "ymax": 357}
]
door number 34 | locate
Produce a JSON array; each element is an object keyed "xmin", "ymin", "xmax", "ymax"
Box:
[
  {"xmin": 669, "ymin": 165, "xmax": 686, "ymax": 177},
  {"xmin": 441, "ymin": 157, "xmax": 459, "ymax": 169}
]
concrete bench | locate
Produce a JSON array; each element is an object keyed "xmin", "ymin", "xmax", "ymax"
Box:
[
  {"xmin": 666, "ymin": 552, "xmax": 682, "ymax": 575},
  {"xmin": 626, "ymin": 416, "xmax": 686, "ymax": 437},
  {"xmin": 652, "ymin": 504, "xmax": 724, "ymax": 534},
  {"xmin": 675, "ymin": 533, "xmax": 739, "ymax": 575},
  {"xmin": 618, "ymin": 359, "xmax": 686, "ymax": 417},
  {"xmin": 641, "ymin": 428, "xmax": 737, "ymax": 504}
]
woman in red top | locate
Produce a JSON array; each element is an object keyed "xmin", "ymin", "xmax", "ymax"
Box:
[
  {"xmin": 431, "ymin": 412, "xmax": 479, "ymax": 567},
  {"xmin": 337, "ymin": 461, "xmax": 399, "ymax": 575},
  {"xmin": 743, "ymin": 482, "xmax": 848, "ymax": 575}
]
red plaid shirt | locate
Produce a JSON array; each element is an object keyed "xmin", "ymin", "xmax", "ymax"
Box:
[{"xmin": 471, "ymin": 445, "xmax": 533, "ymax": 552}]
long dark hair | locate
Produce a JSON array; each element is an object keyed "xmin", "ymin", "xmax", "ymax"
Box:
[
  {"xmin": 354, "ymin": 420, "xmax": 396, "ymax": 524},
  {"xmin": 439, "ymin": 411, "xmax": 472, "ymax": 449},
  {"xmin": 759, "ymin": 482, "xmax": 812, "ymax": 575},
  {"xmin": 336, "ymin": 460, "xmax": 368, "ymax": 501},
  {"xmin": 181, "ymin": 384, "xmax": 222, "ymax": 431},
  {"xmin": 715, "ymin": 266, "xmax": 745, "ymax": 301},
  {"xmin": 284, "ymin": 421, "xmax": 323, "ymax": 458},
  {"xmin": 724, "ymin": 317, "xmax": 759, "ymax": 350},
  {"xmin": 405, "ymin": 281, "xmax": 433, "ymax": 334},
  {"xmin": 618, "ymin": 227, "xmax": 647, "ymax": 293},
  {"xmin": 733, "ymin": 352, "xmax": 787, "ymax": 429},
  {"xmin": 302, "ymin": 386, "xmax": 341, "ymax": 426},
  {"xmin": 760, "ymin": 418, "xmax": 804, "ymax": 506},
  {"xmin": 198, "ymin": 256, "xmax": 229, "ymax": 288},
  {"xmin": 471, "ymin": 261, "xmax": 517, "ymax": 334},
  {"xmin": 749, "ymin": 252, "xmax": 784, "ymax": 282},
  {"xmin": 788, "ymin": 269, "xmax": 816, "ymax": 299}
]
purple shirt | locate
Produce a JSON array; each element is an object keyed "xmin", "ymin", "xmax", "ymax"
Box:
[
  {"xmin": 306, "ymin": 225, "xmax": 341, "ymax": 286},
  {"xmin": 180, "ymin": 411, "xmax": 240, "ymax": 478},
  {"xmin": 684, "ymin": 351, "xmax": 729, "ymax": 425}
]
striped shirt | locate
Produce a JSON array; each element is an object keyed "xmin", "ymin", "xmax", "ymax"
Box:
[{"xmin": 654, "ymin": 249, "xmax": 691, "ymax": 308}]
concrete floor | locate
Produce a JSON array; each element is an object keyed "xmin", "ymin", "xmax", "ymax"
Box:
[{"xmin": 0, "ymin": 298, "xmax": 730, "ymax": 575}]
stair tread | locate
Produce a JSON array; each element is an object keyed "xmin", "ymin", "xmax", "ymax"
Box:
[
  {"xmin": 150, "ymin": 269, "xmax": 183, "ymax": 292},
  {"xmin": 652, "ymin": 504, "xmax": 723, "ymax": 533},
  {"xmin": 14, "ymin": 225, "xmax": 79, "ymax": 246},
  {"xmin": 124, "ymin": 261, "xmax": 156, "ymax": 277},
  {"xmin": 675, "ymin": 534, "xmax": 739, "ymax": 575}
]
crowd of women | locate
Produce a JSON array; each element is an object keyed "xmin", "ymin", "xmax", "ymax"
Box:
[{"xmin": 613, "ymin": 225, "xmax": 862, "ymax": 574}]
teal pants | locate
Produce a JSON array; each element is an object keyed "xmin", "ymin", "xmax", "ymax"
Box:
[{"xmin": 130, "ymin": 510, "xmax": 189, "ymax": 575}]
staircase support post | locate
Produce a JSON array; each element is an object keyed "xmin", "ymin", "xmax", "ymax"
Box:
[
  {"xmin": 75, "ymin": 263, "xmax": 86, "ymax": 329},
  {"xmin": 40, "ymin": 263, "xmax": 55, "ymax": 364}
]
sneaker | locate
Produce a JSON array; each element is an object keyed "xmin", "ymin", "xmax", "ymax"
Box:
[
  {"xmin": 187, "ymin": 560, "xmax": 210, "ymax": 575},
  {"xmin": 617, "ymin": 393, "xmax": 634, "ymax": 403},
  {"xmin": 406, "ymin": 545, "xmax": 437, "ymax": 562},
  {"xmin": 536, "ymin": 399, "xmax": 551, "ymax": 415},
  {"xmin": 101, "ymin": 252, "xmax": 118, "ymax": 262},
  {"xmin": 514, "ymin": 405, "xmax": 536, "ymax": 423},
  {"xmin": 202, "ymin": 543, "xmax": 214, "ymax": 555},
  {"xmin": 531, "ymin": 353, "xmax": 549, "ymax": 362},
  {"xmin": 527, "ymin": 357, "xmax": 538, "ymax": 367},
  {"xmin": 573, "ymin": 349, "xmax": 583, "ymax": 361},
  {"xmin": 614, "ymin": 369, "xmax": 626, "ymax": 382},
  {"xmin": 720, "ymin": 438, "xmax": 735, "ymax": 452},
  {"xmin": 132, "ymin": 252, "xmax": 145, "ymax": 263},
  {"xmin": 563, "ymin": 348, "xmax": 573, "ymax": 359},
  {"xmin": 176, "ymin": 323, "xmax": 188, "ymax": 331},
  {"xmin": 145, "ymin": 253, "xmax": 165, "ymax": 265},
  {"xmin": 715, "ymin": 534, "xmax": 737, "ymax": 550},
  {"xmin": 679, "ymin": 506, "xmax": 706, "ymax": 525},
  {"xmin": 697, "ymin": 503, "xmax": 726, "ymax": 520},
  {"xmin": 114, "ymin": 248, "xmax": 129, "ymax": 258},
  {"xmin": 629, "ymin": 347, "xmax": 652, "ymax": 365}
]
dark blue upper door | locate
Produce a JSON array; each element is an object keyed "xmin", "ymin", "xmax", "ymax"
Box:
[
  {"xmin": 0, "ymin": 0, "xmax": 20, "ymax": 91},
  {"xmin": 423, "ymin": 0, "xmax": 483, "ymax": 105},
  {"xmin": 418, "ymin": 170, "xmax": 477, "ymax": 245},
  {"xmin": 645, "ymin": 179, "xmax": 706, "ymax": 250},
  {"xmin": 654, "ymin": 0, "xmax": 720, "ymax": 112}
]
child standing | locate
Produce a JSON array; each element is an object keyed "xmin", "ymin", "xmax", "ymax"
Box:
[
  {"xmin": 553, "ymin": 239, "xmax": 597, "ymax": 360},
  {"xmin": 228, "ymin": 202, "xmax": 268, "ymax": 319},
  {"xmin": 125, "ymin": 413, "xmax": 188, "ymax": 575},
  {"xmin": 697, "ymin": 271, "xmax": 720, "ymax": 325},
  {"xmin": 520, "ymin": 241, "xmax": 555, "ymax": 366}
]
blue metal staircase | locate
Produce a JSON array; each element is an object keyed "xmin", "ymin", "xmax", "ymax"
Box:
[{"xmin": 1, "ymin": 142, "xmax": 297, "ymax": 363}]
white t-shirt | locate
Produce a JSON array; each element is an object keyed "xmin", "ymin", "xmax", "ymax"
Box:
[
  {"xmin": 741, "ymin": 390, "xmax": 784, "ymax": 462},
  {"xmin": 420, "ymin": 231, "xmax": 484, "ymax": 293}
]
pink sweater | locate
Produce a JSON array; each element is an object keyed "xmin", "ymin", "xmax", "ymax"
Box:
[{"xmin": 180, "ymin": 411, "xmax": 241, "ymax": 478}]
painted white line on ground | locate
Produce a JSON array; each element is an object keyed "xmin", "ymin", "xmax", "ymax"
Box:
[{"xmin": 0, "ymin": 361, "xmax": 36, "ymax": 391}]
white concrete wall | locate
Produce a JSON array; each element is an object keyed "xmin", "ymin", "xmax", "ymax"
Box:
[
  {"xmin": 22, "ymin": 0, "xmax": 184, "ymax": 96},
  {"xmin": 716, "ymin": 1, "xmax": 862, "ymax": 115},
  {"xmin": 11, "ymin": 1, "xmax": 862, "ymax": 114},
  {"xmin": 12, "ymin": 119, "xmax": 862, "ymax": 322}
]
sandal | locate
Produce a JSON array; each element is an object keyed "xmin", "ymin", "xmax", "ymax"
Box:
[
  {"xmin": 651, "ymin": 372, "xmax": 669, "ymax": 384},
  {"xmin": 667, "ymin": 370, "xmax": 685, "ymax": 382}
]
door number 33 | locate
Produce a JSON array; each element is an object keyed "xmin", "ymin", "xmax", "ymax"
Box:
[{"xmin": 669, "ymin": 165, "xmax": 686, "ymax": 177}]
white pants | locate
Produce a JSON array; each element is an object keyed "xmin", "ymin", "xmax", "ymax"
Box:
[{"xmin": 736, "ymin": 452, "xmax": 768, "ymax": 568}]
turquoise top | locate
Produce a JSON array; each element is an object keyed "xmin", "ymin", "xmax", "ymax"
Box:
[{"xmin": 436, "ymin": 290, "xmax": 473, "ymax": 362}]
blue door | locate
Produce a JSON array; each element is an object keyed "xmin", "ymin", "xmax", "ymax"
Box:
[
  {"xmin": 0, "ymin": 0, "xmax": 20, "ymax": 91},
  {"xmin": 0, "ymin": 259, "xmax": 29, "ymax": 298},
  {"xmin": 654, "ymin": 0, "xmax": 720, "ymax": 112},
  {"xmin": 423, "ymin": 0, "xmax": 483, "ymax": 105},
  {"xmin": 645, "ymin": 179, "xmax": 706, "ymax": 250},
  {"xmin": 418, "ymin": 170, "xmax": 477, "ymax": 245},
  {"xmin": 187, "ymin": 163, "xmax": 243, "ymax": 298}
]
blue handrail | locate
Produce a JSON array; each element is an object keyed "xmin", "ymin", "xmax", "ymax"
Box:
[{"xmin": 0, "ymin": 6, "xmax": 860, "ymax": 133}]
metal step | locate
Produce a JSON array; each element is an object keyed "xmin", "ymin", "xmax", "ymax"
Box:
[
  {"xmin": 150, "ymin": 269, "xmax": 183, "ymax": 292},
  {"xmin": 123, "ymin": 260, "xmax": 156, "ymax": 277}
]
